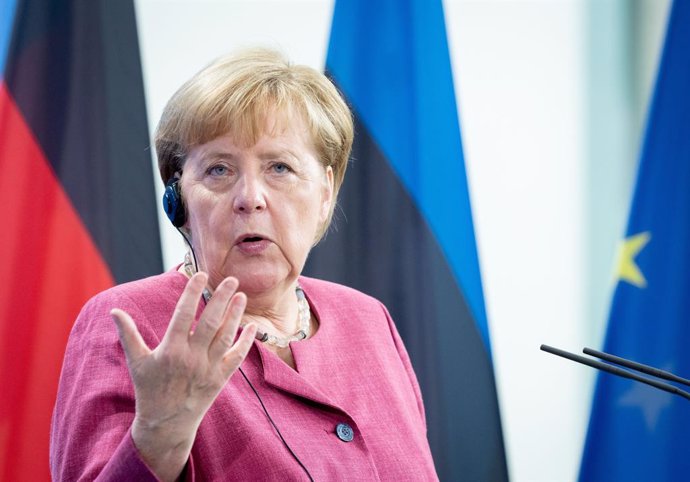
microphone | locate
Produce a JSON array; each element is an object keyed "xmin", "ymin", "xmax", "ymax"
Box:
[
  {"xmin": 581, "ymin": 347, "xmax": 690, "ymax": 387},
  {"xmin": 540, "ymin": 344, "xmax": 690, "ymax": 401}
]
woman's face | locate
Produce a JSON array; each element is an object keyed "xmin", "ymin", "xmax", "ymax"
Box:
[{"xmin": 181, "ymin": 113, "xmax": 334, "ymax": 297}]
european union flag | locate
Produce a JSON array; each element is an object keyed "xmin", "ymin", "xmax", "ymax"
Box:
[
  {"xmin": 305, "ymin": 0, "xmax": 508, "ymax": 479},
  {"xmin": 580, "ymin": 1, "xmax": 690, "ymax": 480}
]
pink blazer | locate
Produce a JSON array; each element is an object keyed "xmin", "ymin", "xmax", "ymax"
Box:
[{"xmin": 50, "ymin": 271, "xmax": 438, "ymax": 480}]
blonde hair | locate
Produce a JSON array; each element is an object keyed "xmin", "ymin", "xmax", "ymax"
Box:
[{"xmin": 155, "ymin": 48, "xmax": 354, "ymax": 238}]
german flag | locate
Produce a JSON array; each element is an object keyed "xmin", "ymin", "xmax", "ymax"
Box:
[{"xmin": 0, "ymin": 1, "xmax": 162, "ymax": 479}]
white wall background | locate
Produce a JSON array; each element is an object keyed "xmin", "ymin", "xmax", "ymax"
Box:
[{"xmin": 134, "ymin": 1, "xmax": 670, "ymax": 480}]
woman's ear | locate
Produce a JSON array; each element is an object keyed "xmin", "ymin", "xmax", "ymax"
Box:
[{"xmin": 320, "ymin": 166, "xmax": 335, "ymax": 224}]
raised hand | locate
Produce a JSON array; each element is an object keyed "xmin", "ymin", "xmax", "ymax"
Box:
[{"xmin": 110, "ymin": 272, "xmax": 257, "ymax": 482}]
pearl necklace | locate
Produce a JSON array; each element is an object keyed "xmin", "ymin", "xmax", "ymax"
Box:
[{"xmin": 183, "ymin": 253, "xmax": 311, "ymax": 347}]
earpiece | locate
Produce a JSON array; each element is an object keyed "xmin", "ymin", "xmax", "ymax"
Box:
[{"xmin": 162, "ymin": 178, "xmax": 187, "ymax": 227}]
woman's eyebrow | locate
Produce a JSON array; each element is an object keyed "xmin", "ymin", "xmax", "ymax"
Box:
[
  {"xmin": 258, "ymin": 149, "xmax": 300, "ymax": 161},
  {"xmin": 202, "ymin": 151, "xmax": 235, "ymax": 161}
]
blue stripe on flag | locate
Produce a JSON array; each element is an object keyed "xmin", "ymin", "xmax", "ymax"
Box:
[
  {"xmin": 0, "ymin": 0, "xmax": 18, "ymax": 77},
  {"xmin": 327, "ymin": 0, "xmax": 491, "ymax": 356}
]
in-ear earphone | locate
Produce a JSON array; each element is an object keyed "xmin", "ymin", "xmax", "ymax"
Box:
[{"xmin": 162, "ymin": 178, "xmax": 187, "ymax": 227}]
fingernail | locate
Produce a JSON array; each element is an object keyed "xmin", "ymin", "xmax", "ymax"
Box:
[
  {"xmin": 222, "ymin": 277, "xmax": 238, "ymax": 292},
  {"xmin": 232, "ymin": 293, "xmax": 247, "ymax": 314},
  {"xmin": 244, "ymin": 323, "xmax": 258, "ymax": 337},
  {"xmin": 109, "ymin": 310, "xmax": 123, "ymax": 332}
]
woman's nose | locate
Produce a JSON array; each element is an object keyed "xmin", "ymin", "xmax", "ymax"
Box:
[{"xmin": 232, "ymin": 174, "xmax": 267, "ymax": 213}]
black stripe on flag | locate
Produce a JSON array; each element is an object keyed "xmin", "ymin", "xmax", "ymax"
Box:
[
  {"xmin": 306, "ymin": 117, "xmax": 508, "ymax": 481},
  {"xmin": 5, "ymin": 0, "xmax": 161, "ymax": 282}
]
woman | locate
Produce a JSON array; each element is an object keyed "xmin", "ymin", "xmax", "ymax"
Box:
[{"xmin": 50, "ymin": 48, "xmax": 438, "ymax": 481}]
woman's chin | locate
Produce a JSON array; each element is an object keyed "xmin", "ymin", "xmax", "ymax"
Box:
[
  {"xmin": 232, "ymin": 269, "xmax": 293, "ymax": 296},
  {"xmin": 219, "ymin": 251, "xmax": 300, "ymax": 296}
]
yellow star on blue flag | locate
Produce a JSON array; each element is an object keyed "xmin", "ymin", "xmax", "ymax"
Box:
[{"xmin": 616, "ymin": 231, "xmax": 651, "ymax": 288}]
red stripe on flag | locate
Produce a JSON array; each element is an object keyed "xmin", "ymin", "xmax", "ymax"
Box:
[{"xmin": 0, "ymin": 83, "xmax": 115, "ymax": 481}]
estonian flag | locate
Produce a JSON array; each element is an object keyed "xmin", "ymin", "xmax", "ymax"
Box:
[
  {"xmin": 0, "ymin": 1, "xmax": 161, "ymax": 480},
  {"xmin": 305, "ymin": 0, "xmax": 508, "ymax": 479},
  {"xmin": 580, "ymin": 1, "xmax": 690, "ymax": 480}
]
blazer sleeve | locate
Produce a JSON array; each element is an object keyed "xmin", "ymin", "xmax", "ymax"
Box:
[
  {"xmin": 49, "ymin": 291, "xmax": 195, "ymax": 481},
  {"xmin": 379, "ymin": 301, "xmax": 428, "ymax": 431}
]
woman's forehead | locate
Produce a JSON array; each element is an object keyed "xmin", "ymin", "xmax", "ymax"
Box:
[
  {"xmin": 186, "ymin": 113, "xmax": 316, "ymax": 163},
  {"xmin": 200, "ymin": 103, "xmax": 309, "ymax": 146},
  {"xmin": 225, "ymin": 108, "xmax": 312, "ymax": 149}
]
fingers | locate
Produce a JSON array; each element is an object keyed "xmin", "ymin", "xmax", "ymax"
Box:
[
  {"xmin": 207, "ymin": 292, "xmax": 247, "ymax": 361},
  {"xmin": 191, "ymin": 277, "xmax": 240, "ymax": 350},
  {"xmin": 164, "ymin": 272, "xmax": 208, "ymax": 344},
  {"xmin": 221, "ymin": 323, "xmax": 257, "ymax": 378},
  {"xmin": 111, "ymin": 308, "xmax": 151, "ymax": 364}
]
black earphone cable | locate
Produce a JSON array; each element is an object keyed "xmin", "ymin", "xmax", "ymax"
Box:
[
  {"xmin": 176, "ymin": 227, "xmax": 199, "ymax": 272},
  {"xmin": 238, "ymin": 367, "xmax": 314, "ymax": 481}
]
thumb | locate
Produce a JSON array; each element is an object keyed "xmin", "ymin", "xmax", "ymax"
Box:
[{"xmin": 111, "ymin": 308, "xmax": 151, "ymax": 364}]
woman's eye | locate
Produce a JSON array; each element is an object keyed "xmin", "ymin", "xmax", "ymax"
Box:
[
  {"xmin": 208, "ymin": 165, "xmax": 228, "ymax": 176},
  {"xmin": 272, "ymin": 163, "xmax": 291, "ymax": 174}
]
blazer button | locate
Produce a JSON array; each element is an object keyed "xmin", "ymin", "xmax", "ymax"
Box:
[{"xmin": 335, "ymin": 422, "xmax": 354, "ymax": 442}]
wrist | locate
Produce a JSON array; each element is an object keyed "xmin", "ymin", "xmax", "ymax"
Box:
[{"xmin": 131, "ymin": 417, "xmax": 195, "ymax": 482}]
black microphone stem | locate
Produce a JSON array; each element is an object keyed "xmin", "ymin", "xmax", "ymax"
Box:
[
  {"xmin": 540, "ymin": 344, "xmax": 690, "ymax": 402},
  {"xmin": 583, "ymin": 347, "xmax": 690, "ymax": 388}
]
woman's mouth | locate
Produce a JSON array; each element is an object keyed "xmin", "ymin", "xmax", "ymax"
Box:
[{"xmin": 235, "ymin": 235, "xmax": 271, "ymax": 255}]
